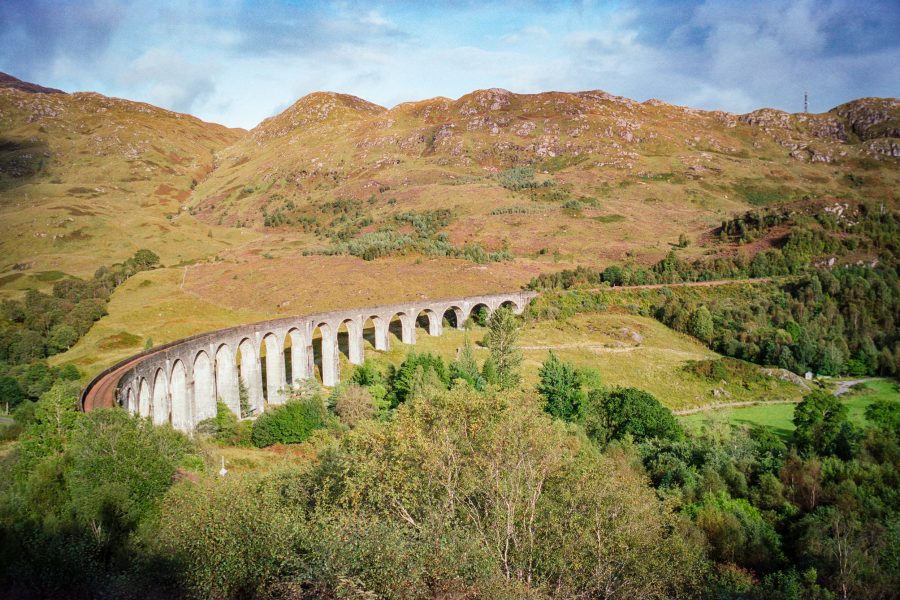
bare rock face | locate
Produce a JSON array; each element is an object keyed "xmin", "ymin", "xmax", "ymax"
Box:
[
  {"xmin": 740, "ymin": 108, "xmax": 793, "ymax": 130},
  {"xmin": 866, "ymin": 138, "xmax": 900, "ymax": 158},
  {"xmin": 0, "ymin": 72, "xmax": 65, "ymax": 94},
  {"xmin": 830, "ymin": 98, "xmax": 900, "ymax": 141},
  {"xmin": 762, "ymin": 367, "xmax": 811, "ymax": 390},
  {"xmin": 805, "ymin": 115, "xmax": 848, "ymax": 142}
]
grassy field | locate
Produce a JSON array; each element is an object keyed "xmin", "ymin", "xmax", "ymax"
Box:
[
  {"xmin": 679, "ymin": 379, "xmax": 900, "ymax": 438},
  {"xmin": 359, "ymin": 311, "xmax": 804, "ymax": 411}
]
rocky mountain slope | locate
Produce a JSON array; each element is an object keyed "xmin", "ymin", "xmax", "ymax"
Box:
[
  {"xmin": 0, "ymin": 73, "xmax": 896, "ymax": 326},
  {"xmin": 0, "ymin": 74, "xmax": 246, "ymax": 281},
  {"xmin": 190, "ymin": 87, "xmax": 898, "ymax": 264}
]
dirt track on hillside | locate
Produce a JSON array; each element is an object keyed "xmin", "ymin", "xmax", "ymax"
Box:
[
  {"xmin": 588, "ymin": 277, "xmax": 775, "ymax": 293},
  {"xmin": 673, "ymin": 378, "xmax": 884, "ymax": 415}
]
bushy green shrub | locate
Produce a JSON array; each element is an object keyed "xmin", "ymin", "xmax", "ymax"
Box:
[
  {"xmin": 0, "ymin": 374, "xmax": 26, "ymax": 408},
  {"xmin": 67, "ymin": 408, "xmax": 196, "ymax": 534},
  {"xmin": 490, "ymin": 206, "xmax": 533, "ymax": 215},
  {"xmin": 498, "ymin": 166, "xmax": 538, "ymax": 190},
  {"xmin": 350, "ymin": 359, "xmax": 390, "ymax": 413},
  {"xmin": 149, "ymin": 475, "xmax": 302, "ymax": 599},
  {"xmin": 449, "ymin": 335, "xmax": 484, "ymax": 389},
  {"xmin": 686, "ymin": 491, "xmax": 785, "ymax": 572},
  {"xmin": 482, "ymin": 307, "xmax": 524, "ymax": 390},
  {"xmin": 387, "ymin": 350, "xmax": 449, "ymax": 407},
  {"xmin": 0, "ymin": 383, "xmax": 195, "ymax": 597},
  {"xmin": 196, "ymin": 401, "xmax": 251, "ymax": 445},
  {"xmin": 537, "ymin": 351, "xmax": 587, "ymax": 421},
  {"xmin": 793, "ymin": 390, "xmax": 852, "ymax": 456},
  {"xmin": 865, "ymin": 396, "xmax": 900, "ymax": 431},
  {"xmin": 251, "ymin": 396, "xmax": 328, "ymax": 447},
  {"xmin": 332, "ymin": 383, "xmax": 376, "ymax": 428},
  {"xmin": 469, "ymin": 305, "xmax": 489, "ymax": 327},
  {"xmin": 394, "ymin": 209, "xmax": 452, "ymax": 236}
]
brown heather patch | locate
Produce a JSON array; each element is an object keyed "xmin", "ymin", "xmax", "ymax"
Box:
[
  {"xmin": 182, "ymin": 253, "xmax": 551, "ymax": 316},
  {"xmin": 97, "ymin": 331, "xmax": 143, "ymax": 350},
  {"xmin": 51, "ymin": 204, "xmax": 97, "ymax": 216},
  {"xmin": 154, "ymin": 183, "xmax": 176, "ymax": 196},
  {"xmin": 55, "ymin": 227, "xmax": 92, "ymax": 241}
]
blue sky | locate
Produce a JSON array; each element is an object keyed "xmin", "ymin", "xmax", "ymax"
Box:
[{"xmin": 1, "ymin": 0, "xmax": 898, "ymax": 129}]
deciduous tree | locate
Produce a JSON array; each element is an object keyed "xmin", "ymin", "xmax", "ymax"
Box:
[
  {"xmin": 536, "ymin": 351, "xmax": 584, "ymax": 421},
  {"xmin": 793, "ymin": 390, "xmax": 849, "ymax": 455}
]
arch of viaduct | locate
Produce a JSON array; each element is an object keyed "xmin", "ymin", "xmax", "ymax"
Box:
[{"xmin": 80, "ymin": 291, "xmax": 537, "ymax": 433}]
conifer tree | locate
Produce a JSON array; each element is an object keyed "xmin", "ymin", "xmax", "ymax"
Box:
[
  {"xmin": 450, "ymin": 334, "xmax": 482, "ymax": 388},
  {"xmin": 483, "ymin": 307, "xmax": 522, "ymax": 389}
]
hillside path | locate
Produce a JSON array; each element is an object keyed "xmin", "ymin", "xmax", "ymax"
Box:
[
  {"xmin": 673, "ymin": 378, "xmax": 885, "ymax": 415},
  {"xmin": 518, "ymin": 343, "xmax": 638, "ymax": 352},
  {"xmin": 674, "ymin": 399, "xmax": 799, "ymax": 416},
  {"xmin": 586, "ymin": 276, "xmax": 776, "ymax": 293},
  {"xmin": 833, "ymin": 378, "xmax": 879, "ymax": 396}
]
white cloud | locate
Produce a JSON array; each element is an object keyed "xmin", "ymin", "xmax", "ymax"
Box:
[
  {"xmin": 0, "ymin": 0, "xmax": 896, "ymax": 127},
  {"xmin": 501, "ymin": 25, "xmax": 550, "ymax": 44},
  {"xmin": 122, "ymin": 48, "xmax": 216, "ymax": 114}
]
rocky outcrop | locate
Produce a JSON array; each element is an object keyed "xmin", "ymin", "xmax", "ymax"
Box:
[
  {"xmin": 762, "ymin": 367, "xmax": 811, "ymax": 390},
  {"xmin": 830, "ymin": 98, "xmax": 900, "ymax": 141},
  {"xmin": 740, "ymin": 108, "xmax": 793, "ymax": 130},
  {"xmin": 251, "ymin": 92, "xmax": 387, "ymax": 142},
  {"xmin": 865, "ymin": 138, "xmax": 900, "ymax": 157}
]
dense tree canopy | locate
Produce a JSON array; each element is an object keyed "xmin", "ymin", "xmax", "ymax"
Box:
[
  {"xmin": 0, "ymin": 249, "xmax": 161, "ymax": 409},
  {"xmin": 792, "ymin": 390, "xmax": 852, "ymax": 456},
  {"xmin": 525, "ymin": 202, "xmax": 899, "ymax": 379},
  {"xmin": 582, "ymin": 386, "xmax": 684, "ymax": 446},
  {"xmin": 1, "ymin": 348, "xmax": 898, "ymax": 599}
]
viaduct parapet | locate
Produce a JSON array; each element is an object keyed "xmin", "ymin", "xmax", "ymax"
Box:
[{"xmin": 80, "ymin": 291, "xmax": 537, "ymax": 433}]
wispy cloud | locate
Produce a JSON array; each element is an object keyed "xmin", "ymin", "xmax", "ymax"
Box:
[
  {"xmin": 0, "ymin": 0, "xmax": 896, "ymax": 128},
  {"xmin": 501, "ymin": 26, "xmax": 550, "ymax": 44}
]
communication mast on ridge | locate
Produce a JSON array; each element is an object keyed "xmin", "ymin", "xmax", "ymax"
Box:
[{"xmin": 804, "ymin": 91, "xmax": 809, "ymax": 113}]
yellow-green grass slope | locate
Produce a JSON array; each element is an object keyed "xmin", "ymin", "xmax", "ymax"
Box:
[
  {"xmin": 0, "ymin": 87, "xmax": 251, "ymax": 296},
  {"xmin": 52, "ymin": 270, "xmax": 804, "ymax": 412},
  {"xmin": 363, "ymin": 311, "xmax": 805, "ymax": 412}
]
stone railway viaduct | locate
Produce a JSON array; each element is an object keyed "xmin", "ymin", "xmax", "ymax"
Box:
[{"xmin": 80, "ymin": 291, "xmax": 537, "ymax": 433}]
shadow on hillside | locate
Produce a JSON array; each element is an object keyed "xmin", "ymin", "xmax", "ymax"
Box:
[{"xmin": 0, "ymin": 137, "xmax": 51, "ymax": 192}]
